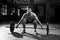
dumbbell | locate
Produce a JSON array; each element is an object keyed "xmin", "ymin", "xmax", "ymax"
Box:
[{"xmin": 10, "ymin": 21, "xmax": 15, "ymax": 33}]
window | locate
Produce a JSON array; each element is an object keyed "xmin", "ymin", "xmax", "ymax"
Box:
[
  {"xmin": 1, "ymin": 5, "xmax": 7, "ymax": 15},
  {"xmin": 17, "ymin": 9, "xmax": 20, "ymax": 16}
]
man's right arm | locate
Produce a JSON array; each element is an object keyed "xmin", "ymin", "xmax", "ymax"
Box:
[{"xmin": 16, "ymin": 13, "xmax": 26, "ymax": 28}]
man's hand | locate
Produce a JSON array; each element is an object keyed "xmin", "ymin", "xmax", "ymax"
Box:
[
  {"xmin": 41, "ymin": 26, "xmax": 43, "ymax": 30},
  {"xmin": 38, "ymin": 21, "xmax": 43, "ymax": 30},
  {"xmin": 16, "ymin": 25, "xmax": 19, "ymax": 28}
]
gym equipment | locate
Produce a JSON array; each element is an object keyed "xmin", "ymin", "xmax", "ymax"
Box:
[
  {"xmin": 10, "ymin": 21, "xmax": 15, "ymax": 33},
  {"xmin": 9, "ymin": 21, "xmax": 49, "ymax": 35},
  {"xmin": 46, "ymin": 23, "xmax": 49, "ymax": 35}
]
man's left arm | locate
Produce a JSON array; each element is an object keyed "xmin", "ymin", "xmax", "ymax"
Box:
[{"xmin": 33, "ymin": 13, "xmax": 43, "ymax": 29}]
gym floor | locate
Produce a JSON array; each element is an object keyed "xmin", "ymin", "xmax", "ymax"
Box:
[{"xmin": 0, "ymin": 23, "xmax": 60, "ymax": 40}]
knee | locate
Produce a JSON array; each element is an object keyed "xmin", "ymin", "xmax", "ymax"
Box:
[
  {"xmin": 33, "ymin": 20, "xmax": 37, "ymax": 25},
  {"xmin": 33, "ymin": 20, "xmax": 37, "ymax": 28},
  {"xmin": 22, "ymin": 18, "xmax": 26, "ymax": 24}
]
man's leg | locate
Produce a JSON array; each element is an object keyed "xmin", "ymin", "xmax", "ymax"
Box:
[
  {"xmin": 33, "ymin": 20, "xmax": 37, "ymax": 32},
  {"xmin": 22, "ymin": 18, "xmax": 27, "ymax": 33}
]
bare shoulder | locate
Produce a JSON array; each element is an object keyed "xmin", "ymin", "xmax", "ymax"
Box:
[
  {"xmin": 31, "ymin": 12, "xmax": 37, "ymax": 16},
  {"xmin": 23, "ymin": 12, "xmax": 28, "ymax": 16}
]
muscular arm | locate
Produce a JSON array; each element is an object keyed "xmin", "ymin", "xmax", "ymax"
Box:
[
  {"xmin": 16, "ymin": 13, "xmax": 26, "ymax": 28},
  {"xmin": 32, "ymin": 12, "xmax": 43, "ymax": 29}
]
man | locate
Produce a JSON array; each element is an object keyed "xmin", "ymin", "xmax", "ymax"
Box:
[{"xmin": 16, "ymin": 6, "xmax": 43, "ymax": 33}]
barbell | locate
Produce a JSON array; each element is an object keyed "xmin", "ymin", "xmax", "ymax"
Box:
[{"xmin": 10, "ymin": 21, "xmax": 49, "ymax": 35}]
